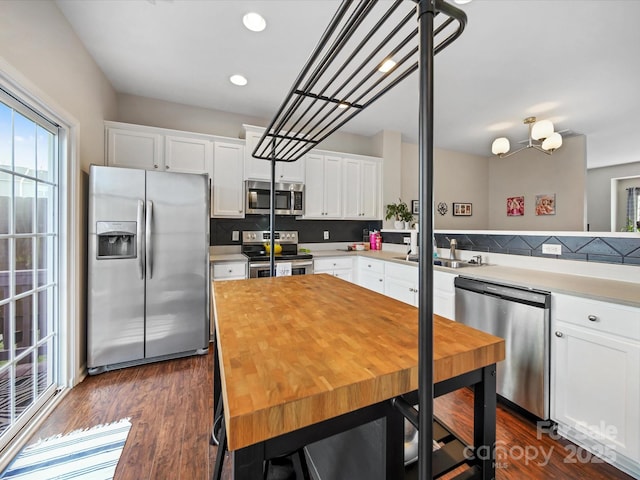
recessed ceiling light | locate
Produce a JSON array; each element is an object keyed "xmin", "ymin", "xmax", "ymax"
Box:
[
  {"xmin": 453, "ymin": 0, "xmax": 473, "ymax": 4},
  {"xmin": 243, "ymin": 12, "xmax": 266, "ymax": 32},
  {"xmin": 229, "ymin": 74, "xmax": 248, "ymax": 86},
  {"xmin": 378, "ymin": 59, "xmax": 396, "ymax": 73},
  {"xmin": 338, "ymin": 102, "xmax": 349, "ymax": 109}
]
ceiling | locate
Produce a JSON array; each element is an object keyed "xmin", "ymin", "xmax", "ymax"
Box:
[{"xmin": 55, "ymin": 0, "xmax": 640, "ymax": 169}]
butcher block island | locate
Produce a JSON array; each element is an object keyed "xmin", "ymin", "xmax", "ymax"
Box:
[{"xmin": 212, "ymin": 274, "xmax": 505, "ymax": 480}]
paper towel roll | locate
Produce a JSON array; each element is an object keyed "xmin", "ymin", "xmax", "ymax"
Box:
[{"xmin": 410, "ymin": 230, "xmax": 418, "ymax": 255}]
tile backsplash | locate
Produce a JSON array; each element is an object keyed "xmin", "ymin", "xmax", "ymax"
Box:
[
  {"xmin": 381, "ymin": 231, "xmax": 640, "ymax": 266},
  {"xmin": 210, "ymin": 216, "xmax": 382, "ymax": 246}
]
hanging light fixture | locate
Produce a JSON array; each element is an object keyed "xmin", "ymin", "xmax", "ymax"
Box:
[{"xmin": 491, "ymin": 116, "xmax": 563, "ymax": 158}]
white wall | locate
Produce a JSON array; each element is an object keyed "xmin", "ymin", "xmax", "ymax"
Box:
[
  {"xmin": 0, "ymin": 0, "xmax": 118, "ymax": 383},
  {"xmin": 116, "ymin": 93, "xmax": 377, "ymax": 157},
  {"xmin": 373, "ymin": 130, "xmax": 403, "ymax": 229},
  {"xmin": 587, "ymin": 161, "xmax": 640, "ymax": 232}
]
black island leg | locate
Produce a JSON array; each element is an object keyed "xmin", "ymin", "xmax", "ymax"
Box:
[
  {"xmin": 385, "ymin": 402, "xmax": 405, "ymax": 479},
  {"xmin": 474, "ymin": 364, "xmax": 497, "ymax": 480}
]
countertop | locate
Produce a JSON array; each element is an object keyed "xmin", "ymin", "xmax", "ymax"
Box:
[
  {"xmin": 209, "ymin": 253, "xmax": 246, "ymax": 263},
  {"xmin": 212, "ymin": 274, "xmax": 505, "ymax": 451},
  {"xmin": 210, "ymin": 249, "xmax": 640, "ymax": 307}
]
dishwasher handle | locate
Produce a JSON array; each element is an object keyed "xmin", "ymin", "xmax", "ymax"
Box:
[{"xmin": 455, "ymin": 276, "xmax": 550, "ymax": 308}]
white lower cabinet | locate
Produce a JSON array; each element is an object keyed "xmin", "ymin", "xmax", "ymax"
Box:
[
  {"xmin": 551, "ymin": 293, "xmax": 640, "ymax": 477},
  {"xmin": 212, "ymin": 262, "xmax": 247, "ymax": 281},
  {"xmin": 383, "ymin": 263, "xmax": 455, "ymax": 318},
  {"xmin": 314, "ymin": 257, "xmax": 354, "ymax": 283},
  {"xmin": 433, "ymin": 270, "xmax": 456, "ymax": 320},
  {"xmin": 384, "ymin": 262, "xmax": 418, "ymax": 306},
  {"xmin": 357, "ymin": 257, "xmax": 385, "ymax": 294}
]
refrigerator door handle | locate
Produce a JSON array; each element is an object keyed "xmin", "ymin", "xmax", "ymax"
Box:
[
  {"xmin": 137, "ymin": 200, "xmax": 145, "ymax": 280},
  {"xmin": 146, "ymin": 200, "xmax": 153, "ymax": 279}
]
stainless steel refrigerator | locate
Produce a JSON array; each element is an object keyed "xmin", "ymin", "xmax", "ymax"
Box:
[{"xmin": 87, "ymin": 165, "xmax": 209, "ymax": 374}]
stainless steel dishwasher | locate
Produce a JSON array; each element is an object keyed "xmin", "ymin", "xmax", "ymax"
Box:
[{"xmin": 454, "ymin": 276, "xmax": 551, "ymax": 419}]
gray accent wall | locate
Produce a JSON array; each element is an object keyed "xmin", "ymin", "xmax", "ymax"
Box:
[{"xmin": 401, "ymin": 135, "xmax": 587, "ymax": 232}]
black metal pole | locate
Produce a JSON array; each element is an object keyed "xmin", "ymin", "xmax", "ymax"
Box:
[
  {"xmin": 270, "ymin": 141, "xmax": 276, "ymax": 277},
  {"xmin": 417, "ymin": 0, "xmax": 436, "ymax": 478}
]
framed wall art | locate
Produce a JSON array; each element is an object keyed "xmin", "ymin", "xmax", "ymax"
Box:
[
  {"xmin": 453, "ymin": 202, "xmax": 472, "ymax": 216},
  {"xmin": 411, "ymin": 200, "xmax": 419, "ymax": 215},
  {"xmin": 507, "ymin": 196, "xmax": 524, "ymax": 216},
  {"xmin": 535, "ymin": 194, "xmax": 556, "ymax": 216}
]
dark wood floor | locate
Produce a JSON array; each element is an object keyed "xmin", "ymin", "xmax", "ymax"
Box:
[{"xmin": 26, "ymin": 349, "xmax": 633, "ymax": 480}]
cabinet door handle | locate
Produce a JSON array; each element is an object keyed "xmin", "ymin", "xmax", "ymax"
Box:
[
  {"xmin": 154, "ymin": 164, "xmax": 159, "ymax": 169},
  {"xmin": 378, "ymin": 278, "xmax": 383, "ymax": 282},
  {"xmin": 166, "ymin": 165, "xmax": 170, "ymax": 170},
  {"xmin": 555, "ymin": 331, "xmax": 563, "ymax": 338},
  {"xmin": 587, "ymin": 315, "xmax": 598, "ymax": 322}
]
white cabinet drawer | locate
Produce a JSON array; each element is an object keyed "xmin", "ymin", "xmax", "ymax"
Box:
[
  {"xmin": 213, "ymin": 262, "xmax": 247, "ymax": 280},
  {"xmin": 552, "ymin": 293, "xmax": 640, "ymax": 341},
  {"xmin": 358, "ymin": 257, "xmax": 384, "ymax": 274},
  {"xmin": 314, "ymin": 257, "xmax": 353, "ymax": 272},
  {"xmin": 385, "ymin": 262, "xmax": 418, "ymax": 282}
]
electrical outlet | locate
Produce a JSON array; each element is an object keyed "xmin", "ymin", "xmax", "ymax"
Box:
[
  {"xmin": 232, "ymin": 231, "xmax": 239, "ymax": 242},
  {"xmin": 403, "ymin": 236, "xmax": 411, "ymax": 244},
  {"xmin": 323, "ymin": 231, "xmax": 329, "ymax": 240},
  {"xmin": 542, "ymin": 243, "xmax": 562, "ymax": 255}
]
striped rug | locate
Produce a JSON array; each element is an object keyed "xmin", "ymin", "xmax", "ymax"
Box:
[{"xmin": 0, "ymin": 418, "xmax": 131, "ymax": 480}]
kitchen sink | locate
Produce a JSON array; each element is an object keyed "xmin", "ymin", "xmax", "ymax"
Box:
[
  {"xmin": 433, "ymin": 258, "xmax": 475, "ymax": 268},
  {"xmin": 392, "ymin": 256, "xmax": 478, "ymax": 268}
]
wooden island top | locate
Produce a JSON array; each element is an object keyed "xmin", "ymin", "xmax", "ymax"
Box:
[{"xmin": 212, "ymin": 274, "xmax": 505, "ymax": 452}]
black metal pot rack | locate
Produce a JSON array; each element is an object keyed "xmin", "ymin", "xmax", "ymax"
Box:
[{"xmin": 256, "ymin": 0, "xmax": 472, "ymax": 478}]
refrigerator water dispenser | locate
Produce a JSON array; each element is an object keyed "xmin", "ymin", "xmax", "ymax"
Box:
[{"xmin": 96, "ymin": 221, "xmax": 137, "ymax": 259}]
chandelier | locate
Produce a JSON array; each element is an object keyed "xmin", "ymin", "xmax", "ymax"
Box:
[{"xmin": 491, "ymin": 116, "xmax": 563, "ymax": 158}]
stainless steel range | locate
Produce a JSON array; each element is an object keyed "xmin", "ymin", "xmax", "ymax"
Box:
[{"xmin": 242, "ymin": 230, "xmax": 313, "ymax": 278}]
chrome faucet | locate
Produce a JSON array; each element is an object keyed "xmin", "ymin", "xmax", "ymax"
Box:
[{"xmin": 449, "ymin": 238, "xmax": 457, "ymax": 260}]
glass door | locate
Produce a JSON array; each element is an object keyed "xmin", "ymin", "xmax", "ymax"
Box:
[{"xmin": 0, "ymin": 92, "xmax": 59, "ymax": 448}]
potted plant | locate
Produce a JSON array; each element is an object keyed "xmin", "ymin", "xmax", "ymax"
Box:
[{"xmin": 385, "ymin": 199, "xmax": 413, "ymax": 229}]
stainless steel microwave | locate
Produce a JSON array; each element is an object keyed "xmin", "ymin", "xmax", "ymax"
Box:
[{"xmin": 245, "ymin": 180, "xmax": 304, "ymax": 215}]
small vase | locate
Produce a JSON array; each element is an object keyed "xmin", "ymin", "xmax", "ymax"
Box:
[
  {"xmin": 394, "ymin": 220, "xmax": 404, "ymax": 229},
  {"xmin": 404, "ymin": 221, "xmax": 411, "ymax": 230}
]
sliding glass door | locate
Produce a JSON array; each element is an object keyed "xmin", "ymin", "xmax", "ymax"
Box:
[{"xmin": 0, "ymin": 90, "xmax": 59, "ymax": 448}]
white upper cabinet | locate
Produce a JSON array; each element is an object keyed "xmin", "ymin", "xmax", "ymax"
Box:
[
  {"xmin": 212, "ymin": 140, "xmax": 244, "ymax": 218},
  {"xmin": 164, "ymin": 135, "xmax": 213, "ymax": 176},
  {"xmin": 343, "ymin": 156, "xmax": 381, "ymax": 219},
  {"xmin": 105, "ymin": 121, "xmax": 213, "ymax": 177},
  {"xmin": 243, "ymin": 125, "xmax": 305, "ymax": 182},
  {"xmin": 106, "ymin": 125, "xmax": 164, "ymax": 171},
  {"xmin": 303, "ymin": 153, "xmax": 342, "ymax": 218}
]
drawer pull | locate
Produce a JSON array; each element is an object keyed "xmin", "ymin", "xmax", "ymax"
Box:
[
  {"xmin": 555, "ymin": 331, "xmax": 564, "ymax": 338},
  {"xmin": 587, "ymin": 315, "xmax": 598, "ymax": 322}
]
